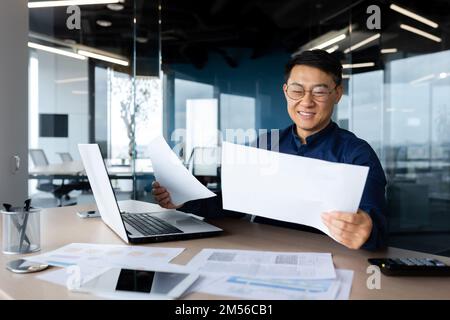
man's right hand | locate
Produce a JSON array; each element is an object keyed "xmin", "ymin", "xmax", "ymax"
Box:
[{"xmin": 151, "ymin": 181, "xmax": 183, "ymax": 209}]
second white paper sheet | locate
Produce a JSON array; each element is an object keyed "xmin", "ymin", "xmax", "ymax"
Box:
[
  {"xmin": 221, "ymin": 142, "xmax": 369, "ymax": 237},
  {"xmin": 186, "ymin": 248, "xmax": 336, "ymax": 280},
  {"xmin": 148, "ymin": 136, "xmax": 216, "ymax": 205}
]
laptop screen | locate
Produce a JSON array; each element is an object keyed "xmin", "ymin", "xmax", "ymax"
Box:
[{"xmin": 78, "ymin": 144, "xmax": 129, "ymax": 242}]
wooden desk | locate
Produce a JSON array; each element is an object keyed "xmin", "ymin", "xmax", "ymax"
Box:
[{"xmin": 1, "ymin": 204, "xmax": 450, "ymax": 300}]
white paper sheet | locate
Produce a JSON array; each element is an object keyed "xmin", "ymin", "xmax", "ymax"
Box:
[
  {"xmin": 148, "ymin": 136, "xmax": 216, "ymax": 206},
  {"xmin": 26, "ymin": 243, "xmax": 184, "ymax": 269},
  {"xmin": 186, "ymin": 248, "xmax": 336, "ymax": 280},
  {"xmin": 334, "ymin": 269, "xmax": 354, "ymax": 300},
  {"xmin": 28, "ymin": 243, "xmax": 185, "ymax": 288},
  {"xmin": 221, "ymin": 142, "xmax": 369, "ymax": 237},
  {"xmin": 36, "ymin": 263, "xmax": 110, "ymax": 288}
]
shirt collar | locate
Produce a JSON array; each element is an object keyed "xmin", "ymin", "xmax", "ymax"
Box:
[{"xmin": 291, "ymin": 120, "xmax": 337, "ymax": 148}]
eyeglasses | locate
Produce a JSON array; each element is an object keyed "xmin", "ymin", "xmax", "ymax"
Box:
[{"xmin": 285, "ymin": 83, "xmax": 338, "ymax": 102}]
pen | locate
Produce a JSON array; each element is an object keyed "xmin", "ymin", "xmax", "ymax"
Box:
[
  {"xmin": 3, "ymin": 203, "xmax": 12, "ymax": 212},
  {"xmin": 24, "ymin": 199, "xmax": 31, "ymax": 211},
  {"xmin": 3, "ymin": 203, "xmax": 31, "ymax": 247},
  {"xmin": 19, "ymin": 199, "xmax": 31, "ymax": 251}
]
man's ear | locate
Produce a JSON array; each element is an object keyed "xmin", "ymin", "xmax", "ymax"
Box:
[
  {"xmin": 334, "ymin": 84, "xmax": 344, "ymax": 104},
  {"xmin": 282, "ymin": 83, "xmax": 288, "ymax": 99}
]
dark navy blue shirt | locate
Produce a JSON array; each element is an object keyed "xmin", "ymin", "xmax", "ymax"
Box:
[{"xmin": 179, "ymin": 121, "xmax": 388, "ymax": 251}]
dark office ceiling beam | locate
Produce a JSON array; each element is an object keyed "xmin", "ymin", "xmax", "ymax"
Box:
[{"xmin": 28, "ymin": 0, "xmax": 450, "ymax": 70}]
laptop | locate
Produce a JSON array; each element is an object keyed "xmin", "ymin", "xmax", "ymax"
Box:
[{"xmin": 78, "ymin": 144, "xmax": 223, "ymax": 244}]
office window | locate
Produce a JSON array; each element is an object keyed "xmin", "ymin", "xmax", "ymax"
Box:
[
  {"xmin": 349, "ymin": 70, "xmax": 384, "ymax": 156},
  {"xmin": 384, "ymin": 50, "xmax": 450, "ymax": 239},
  {"xmin": 109, "ymin": 70, "xmax": 163, "ymax": 159}
]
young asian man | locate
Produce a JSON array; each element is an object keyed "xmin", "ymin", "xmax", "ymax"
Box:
[{"xmin": 152, "ymin": 49, "xmax": 387, "ymax": 251}]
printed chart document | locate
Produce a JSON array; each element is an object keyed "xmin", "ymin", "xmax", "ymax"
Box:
[
  {"xmin": 221, "ymin": 142, "xmax": 369, "ymax": 238},
  {"xmin": 186, "ymin": 248, "xmax": 336, "ymax": 280},
  {"xmin": 195, "ymin": 275, "xmax": 341, "ymax": 300},
  {"xmin": 148, "ymin": 136, "xmax": 216, "ymax": 205},
  {"xmin": 188, "ymin": 269, "xmax": 353, "ymax": 300}
]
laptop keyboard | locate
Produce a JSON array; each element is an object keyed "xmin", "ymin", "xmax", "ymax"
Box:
[{"xmin": 122, "ymin": 213, "xmax": 183, "ymax": 236}]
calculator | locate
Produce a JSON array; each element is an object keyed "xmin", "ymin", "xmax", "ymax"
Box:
[{"xmin": 368, "ymin": 258, "xmax": 450, "ymax": 276}]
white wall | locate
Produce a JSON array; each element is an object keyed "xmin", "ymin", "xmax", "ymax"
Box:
[
  {"xmin": 186, "ymin": 98, "xmax": 219, "ymax": 160},
  {"xmin": 32, "ymin": 51, "xmax": 89, "ymax": 163},
  {"xmin": 0, "ymin": 0, "xmax": 28, "ymax": 204}
]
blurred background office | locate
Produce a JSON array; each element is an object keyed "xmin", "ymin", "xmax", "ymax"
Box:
[{"xmin": 0, "ymin": 0, "xmax": 449, "ymax": 256}]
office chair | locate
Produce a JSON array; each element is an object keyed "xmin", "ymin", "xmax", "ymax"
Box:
[
  {"xmin": 29, "ymin": 149, "xmax": 87, "ymax": 206},
  {"xmin": 57, "ymin": 152, "xmax": 73, "ymax": 163},
  {"xmin": 57, "ymin": 151, "xmax": 91, "ymax": 195}
]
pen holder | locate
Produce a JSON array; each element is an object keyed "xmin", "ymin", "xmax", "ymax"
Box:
[{"xmin": 1, "ymin": 207, "xmax": 41, "ymax": 254}]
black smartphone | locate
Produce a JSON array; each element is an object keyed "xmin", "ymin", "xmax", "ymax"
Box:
[{"xmin": 76, "ymin": 210, "xmax": 100, "ymax": 218}]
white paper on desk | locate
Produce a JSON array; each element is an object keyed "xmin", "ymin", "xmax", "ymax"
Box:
[
  {"xmin": 186, "ymin": 248, "xmax": 336, "ymax": 280},
  {"xmin": 36, "ymin": 263, "xmax": 110, "ymax": 287},
  {"xmin": 26, "ymin": 243, "xmax": 184, "ymax": 270},
  {"xmin": 148, "ymin": 136, "xmax": 216, "ymax": 206},
  {"xmin": 334, "ymin": 269, "xmax": 354, "ymax": 300},
  {"xmin": 221, "ymin": 142, "xmax": 369, "ymax": 238}
]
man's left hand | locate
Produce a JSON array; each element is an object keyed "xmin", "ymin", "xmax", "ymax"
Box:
[{"xmin": 321, "ymin": 209, "xmax": 373, "ymax": 250}]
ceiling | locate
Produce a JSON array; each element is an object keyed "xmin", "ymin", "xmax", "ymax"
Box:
[{"xmin": 28, "ymin": 0, "xmax": 450, "ymax": 73}]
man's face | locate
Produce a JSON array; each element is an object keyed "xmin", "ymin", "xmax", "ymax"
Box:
[{"xmin": 284, "ymin": 65, "xmax": 343, "ymax": 139}]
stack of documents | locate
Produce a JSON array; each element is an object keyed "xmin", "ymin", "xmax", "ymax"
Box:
[
  {"xmin": 28, "ymin": 244, "xmax": 353, "ymax": 299},
  {"xmin": 185, "ymin": 248, "xmax": 354, "ymax": 300}
]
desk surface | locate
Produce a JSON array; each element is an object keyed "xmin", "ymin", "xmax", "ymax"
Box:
[{"xmin": 1, "ymin": 203, "xmax": 450, "ymax": 300}]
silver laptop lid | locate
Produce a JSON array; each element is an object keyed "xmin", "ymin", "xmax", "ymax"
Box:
[{"xmin": 78, "ymin": 144, "xmax": 129, "ymax": 243}]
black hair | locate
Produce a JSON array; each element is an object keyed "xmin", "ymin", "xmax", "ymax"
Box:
[{"xmin": 284, "ymin": 49, "xmax": 343, "ymax": 86}]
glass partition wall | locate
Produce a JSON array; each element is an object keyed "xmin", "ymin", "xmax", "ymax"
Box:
[
  {"xmin": 28, "ymin": 0, "xmax": 450, "ymax": 256},
  {"xmin": 28, "ymin": 0, "xmax": 161, "ymax": 206},
  {"xmin": 346, "ymin": 1, "xmax": 450, "ymax": 255}
]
